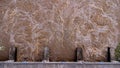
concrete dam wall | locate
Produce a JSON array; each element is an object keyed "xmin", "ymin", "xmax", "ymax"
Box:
[{"xmin": 0, "ymin": 62, "xmax": 120, "ymax": 68}]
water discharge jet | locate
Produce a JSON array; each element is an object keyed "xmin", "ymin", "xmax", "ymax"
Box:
[{"xmin": 0, "ymin": 0, "xmax": 119, "ymax": 62}]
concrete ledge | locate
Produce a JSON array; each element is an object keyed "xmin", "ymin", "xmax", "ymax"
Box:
[{"xmin": 0, "ymin": 62, "xmax": 120, "ymax": 68}]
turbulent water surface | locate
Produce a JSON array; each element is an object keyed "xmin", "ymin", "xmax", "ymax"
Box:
[{"xmin": 0, "ymin": 0, "xmax": 120, "ymax": 61}]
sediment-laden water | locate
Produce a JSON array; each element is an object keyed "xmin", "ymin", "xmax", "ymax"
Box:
[{"xmin": 0, "ymin": 0, "xmax": 120, "ymax": 61}]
